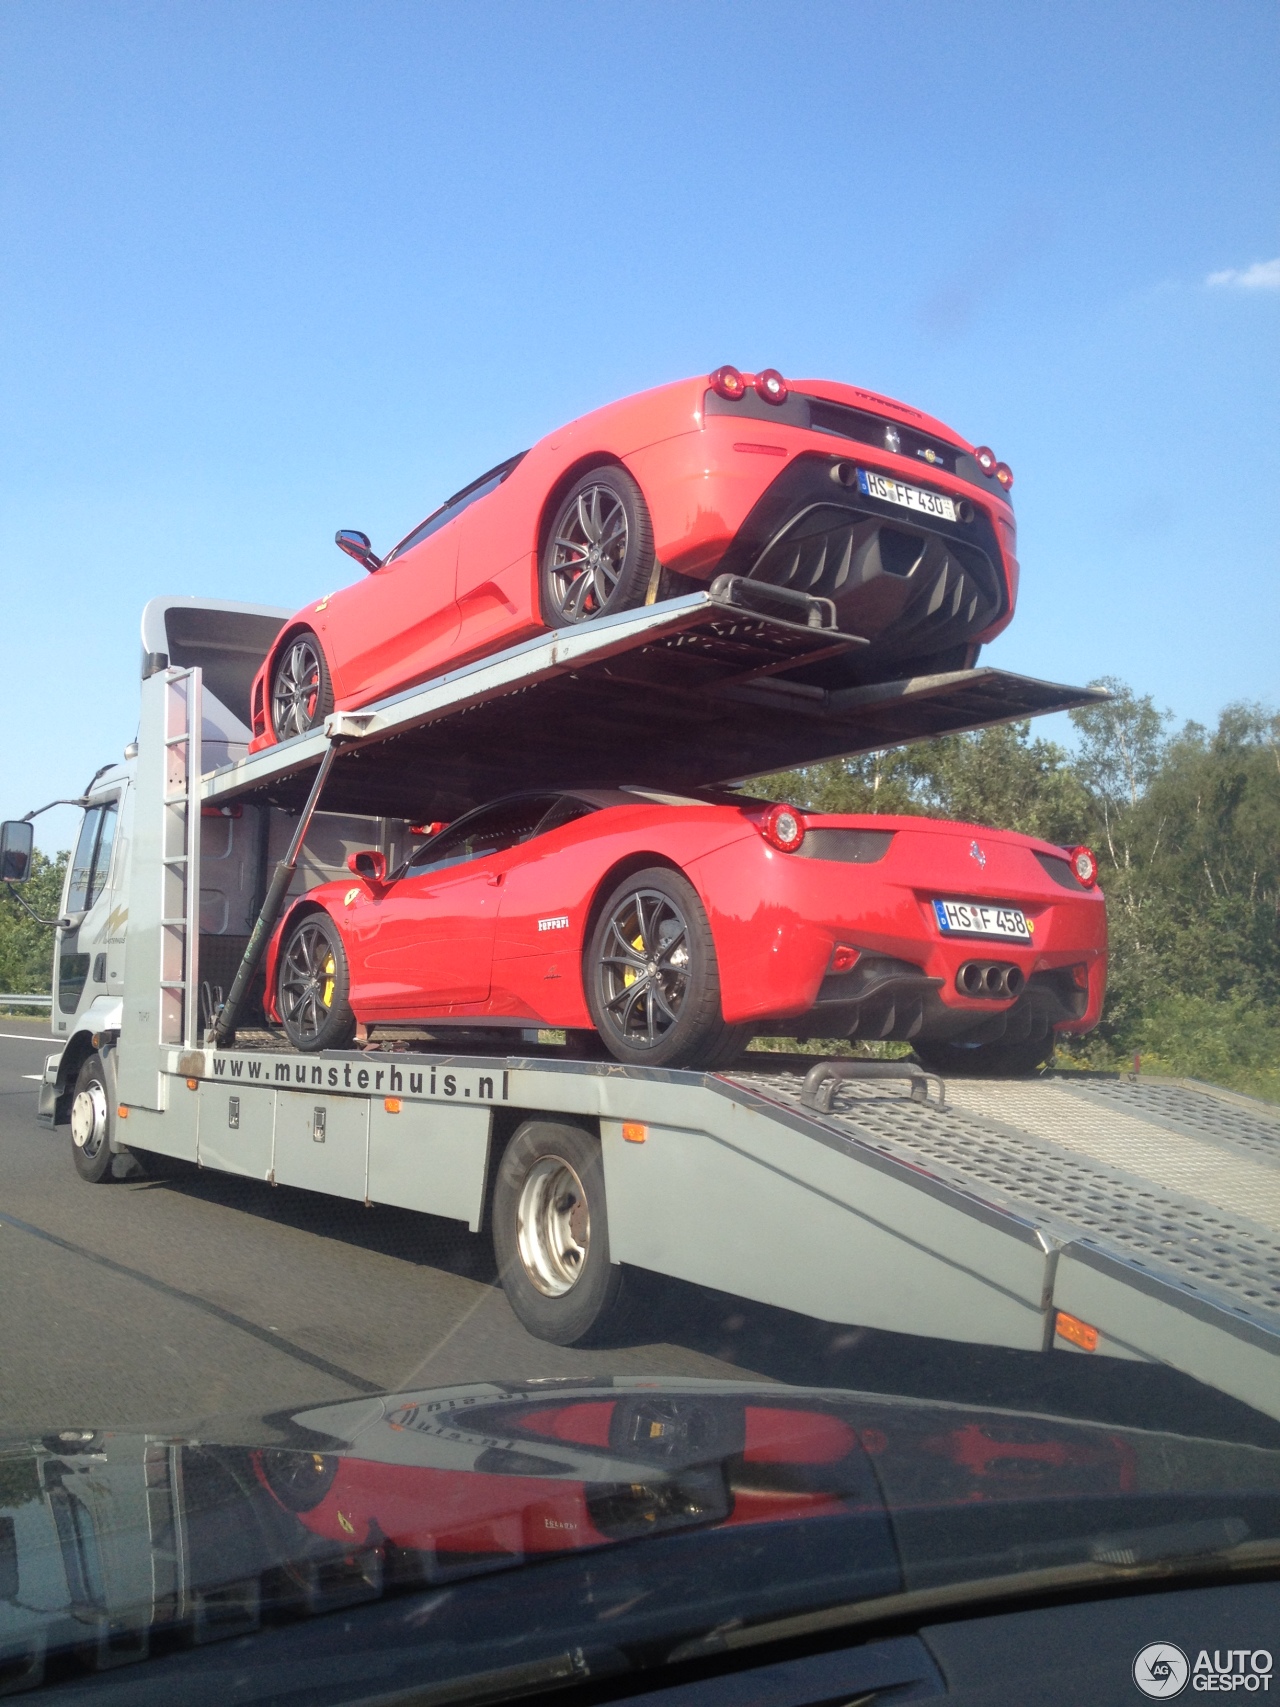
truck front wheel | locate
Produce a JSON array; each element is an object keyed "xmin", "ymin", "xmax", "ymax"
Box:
[
  {"xmin": 493, "ymin": 1120, "xmax": 623, "ymax": 1345},
  {"xmin": 70, "ymin": 1052, "xmax": 117, "ymax": 1183}
]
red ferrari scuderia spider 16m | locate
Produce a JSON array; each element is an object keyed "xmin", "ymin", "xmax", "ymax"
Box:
[
  {"xmin": 263, "ymin": 789, "xmax": 1104, "ymax": 1076},
  {"xmin": 248, "ymin": 369, "xmax": 1020, "ymax": 750}
]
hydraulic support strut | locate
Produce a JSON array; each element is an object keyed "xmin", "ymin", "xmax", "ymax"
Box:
[{"xmin": 210, "ymin": 742, "xmax": 341, "ymax": 1046}]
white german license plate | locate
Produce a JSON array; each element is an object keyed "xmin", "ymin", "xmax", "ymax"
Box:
[
  {"xmin": 933, "ymin": 898, "xmax": 1031, "ymax": 942},
  {"xmin": 858, "ymin": 467, "xmax": 956, "ymax": 522}
]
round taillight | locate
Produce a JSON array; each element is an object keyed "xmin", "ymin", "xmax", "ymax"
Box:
[
  {"xmin": 830, "ymin": 944, "xmax": 860, "ymax": 973},
  {"xmin": 995, "ymin": 461, "xmax": 1014, "ymax": 490},
  {"xmin": 755, "ymin": 368, "xmax": 788, "ymax": 405},
  {"xmin": 974, "ymin": 445, "xmax": 997, "ymax": 475},
  {"xmin": 1068, "ymin": 845, "xmax": 1098, "ymax": 888},
  {"xmin": 709, "ymin": 365, "xmax": 747, "ymax": 401},
  {"xmin": 762, "ymin": 802, "xmax": 805, "ymax": 852}
]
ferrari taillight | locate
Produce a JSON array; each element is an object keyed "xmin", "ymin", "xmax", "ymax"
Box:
[
  {"xmin": 754, "ymin": 368, "xmax": 788, "ymax": 405},
  {"xmin": 995, "ymin": 461, "xmax": 1014, "ymax": 490},
  {"xmin": 974, "ymin": 445, "xmax": 997, "ymax": 475},
  {"xmin": 709, "ymin": 365, "xmax": 748, "ymax": 400},
  {"xmin": 830, "ymin": 945, "xmax": 860, "ymax": 973},
  {"xmin": 760, "ymin": 803, "xmax": 805, "ymax": 852},
  {"xmin": 1068, "ymin": 845, "xmax": 1098, "ymax": 888}
]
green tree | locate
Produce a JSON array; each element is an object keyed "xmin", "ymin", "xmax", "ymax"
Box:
[{"xmin": 0, "ymin": 849, "xmax": 67, "ymax": 996}]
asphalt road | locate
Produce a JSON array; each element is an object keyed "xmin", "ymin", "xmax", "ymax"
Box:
[{"xmin": 2, "ymin": 1019, "xmax": 1276, "ymax": 1449}]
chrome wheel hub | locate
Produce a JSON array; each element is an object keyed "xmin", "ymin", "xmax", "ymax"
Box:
[
  {"xmin": 516, "ymin": 1155, "xmax": 590, "ymax": 1296},
  {"xmin": 71, "ymin": 1080, "xmax": 109, "ymax": 1158}
]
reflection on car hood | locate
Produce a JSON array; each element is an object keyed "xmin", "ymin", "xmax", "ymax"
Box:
[{"xmin": 3, "ymin": 1377, "xmax": 1279, "ymax": 1699}]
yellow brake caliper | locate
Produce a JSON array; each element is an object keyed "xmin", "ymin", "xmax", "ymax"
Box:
[
  {"xmin": 623, "ymin": 930, "xmax": 644, "ymax": 988},
  {"xmin": 321, "ymin": 953, "xmax": 336, "ymax": 1009}
]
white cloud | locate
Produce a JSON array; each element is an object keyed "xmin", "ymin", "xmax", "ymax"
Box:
[{"xmin": 1206, "ymin": 258, "xmax": 1280, "ymax": 290}]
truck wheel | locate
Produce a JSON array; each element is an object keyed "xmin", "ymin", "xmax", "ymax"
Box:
[
  {"xmin": 541, "ymin": 467, "xmax": 655, "ymax": 628},
  {"xmin": 913, "ymin": 1032, "xmax": 1056, "ymax": 1078},
  {"xmin": 277, "ymin": 912, "xmax": 357, "ymax": 1051},
  {"xmin": 493, "ymin": 1120, "xmax": 623, "ymax": 1345},
  {"xmin": 271, "ymin": 629, "xmax": 333, "ymax": 740},
  {"xmin": 70, "ymin": 1052, "xmax": 117, "ymax": 1183},
  {"xmin": 586, "ymin": 867, "xmax": 745, "ymax": 1069}
]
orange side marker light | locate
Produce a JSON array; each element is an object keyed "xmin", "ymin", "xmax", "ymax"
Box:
[
  {"xmin": 622, "ymin": 1122, "xmax": 647, "ymax": 1144},
  {"xmin": 117, "ymin": 1105, "xmax": 129, "ymax": 1119},
  {"xmin": 1055, "ymin": 1310, "xmax": 1099, "ymax": 1352},
  {"xmin": 384, "ymin": 1097, "xmax": 401, "ymax": 1114},
  {"xmin": 186, "ymin": 1078, "xmax": 199, "ymax": 1091}
]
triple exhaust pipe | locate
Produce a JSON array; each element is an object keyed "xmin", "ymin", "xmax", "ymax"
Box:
[{"xmin": 956, "ymin": 960, "xmax": 1025, "ymax": 1000}]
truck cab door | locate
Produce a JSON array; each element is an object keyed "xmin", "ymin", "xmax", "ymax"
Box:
[{"xmin": 53, "ymin": 796, "xmax": 121, "ymax": 1037}]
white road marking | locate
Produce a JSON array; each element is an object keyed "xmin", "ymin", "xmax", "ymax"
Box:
[
  {"xmin": 0, "ymin": 1033, "xmax": 54, "ymax": 1043},
  {"xmin": 22, "ymin": 1074, "xmax": 42, "ymax": 1081}
]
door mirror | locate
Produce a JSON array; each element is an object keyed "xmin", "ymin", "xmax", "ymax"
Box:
[
  {"xmin": 348, "ymin": 849, "xmax": 387, "ymax": 883},
  {"xmin": 335, "ymin": 529, "xmax": 384, "ymax": 573},
  {"xmin": 0, "ymin": 820, "xmax": 34, "ymax": 883}
]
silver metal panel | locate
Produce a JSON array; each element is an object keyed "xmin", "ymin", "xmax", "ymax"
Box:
[
  {"xmin": 197, "ymin": 1081, "xmax": 274, "ymax": 1180},
  {"xmin": 599, "ymin": 1106, "xmax": 1049, "ymax": 1349},
  {"xmin": 367, "ymin": 1101, "xmax": 491, "ymax": 1229},
  {"xmin": 1054, "ymin": 1245, "xmax": 1280, "ymax": 1422},
  {"xmin": 740, "ymin": 1068, "xmax": 1280, "ymax": 1342},
  {"xmin": 273, "ymin": 1091, "xmax": 368, "ymax": 1199}
]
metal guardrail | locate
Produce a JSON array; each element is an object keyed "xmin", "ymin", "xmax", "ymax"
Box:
[{"xmin": 0, "ymin": 993, "xmax": 52, "ymax": 1009}]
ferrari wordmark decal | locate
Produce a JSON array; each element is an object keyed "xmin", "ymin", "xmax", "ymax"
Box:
[{"xmin": 538, "ymin": 915, "xmax": 570, "ymax": 932}]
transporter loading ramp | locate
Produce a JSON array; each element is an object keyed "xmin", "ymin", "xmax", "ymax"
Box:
[
  {"xmin": 199, "ymin": 588, "xmax": 1107, "ymax": 819},
  {"xmin": 158, "ymin": 1035, "xmax": 1280, "ymax": 1426}
]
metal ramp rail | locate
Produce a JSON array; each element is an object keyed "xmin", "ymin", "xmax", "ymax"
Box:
[
  {"xmin": 731, "ymin": 1064, "xmax": 1280, "ymax": 1423},
  {"xmin": 195, "ymin": 588, "xmax": 1107, "ymax": 819}
]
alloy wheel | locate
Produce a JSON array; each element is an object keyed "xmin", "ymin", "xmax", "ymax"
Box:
[
  {"xmin": 596, "ymin": 888, "xmax": 691, "ymax": 1052},
  {"xmin": 280, "ymin": 921, "xmax": 339, "ymax": 1042},
  {"xmin": 272, "ymin": 636, "xmax": 324, "ymax": 739},
  {"xmin": 546, "ymin": 484, "xmax": 630, "ymax": 622}
]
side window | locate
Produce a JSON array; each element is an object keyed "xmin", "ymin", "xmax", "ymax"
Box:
[
  {"xmin": 65, "ymin": 801, "xmax": 118, "ymax": 914},
  {"xmin": 408, "ymin": 797, "xmax": 562, "ymax": 875},
  {"xmin": 385, "ymin": 454, "xmax": 527, "ymax": 564}
]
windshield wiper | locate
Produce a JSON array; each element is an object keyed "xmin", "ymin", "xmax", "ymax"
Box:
[{"xmin": 670, "ymin": 1526, "xmax": 1280, "ymax": 1664}]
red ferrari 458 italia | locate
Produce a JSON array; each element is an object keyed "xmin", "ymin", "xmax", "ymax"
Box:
[
  {"xmin": 263, "ymin": 787, "xmax": 1104, "ymax": 1074},
  {"xmin": 248, "ymin": 368, "xmax": 1019, "ymax": 751}
]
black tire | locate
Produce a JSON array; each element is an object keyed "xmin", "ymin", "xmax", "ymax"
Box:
[
  {"xmin": 540, "ymin": 467, "xmax": 655, "ymax": 628},
  {"xmin": 585, "ymin": 866, "xmax": 746, "ymax": 1069},
  {"xmin": 493, "ymin": 1120, "xmax": 623, "ymax": 1346},
  {"xmin": 277, "ymin": 911, "xmax": 357, "ymax": 1052},
  {"xmin": 271, "ymin": 628, "xmax": 334, "ymax": 741},
  {"xmin": 913, "ymin": 1031, "xmax": 1056, "ymax": 1078},
  {"xmin": 70, "ymin": 1051, "xmax": 118, "ymax": 1183}
]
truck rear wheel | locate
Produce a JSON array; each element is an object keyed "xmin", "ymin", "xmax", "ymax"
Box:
[
  {"xmin": 493, "ymin": 1120, "xmax": 623, "ymax": 1345},
  {"xmin": 70, "ymin": 1052, "xmax": 117, "ymax": 1183}
]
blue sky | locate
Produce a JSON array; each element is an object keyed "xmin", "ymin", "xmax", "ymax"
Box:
[{"xmin": 2, "ymin": 1, "xmax": 1277, "ymax": 851}]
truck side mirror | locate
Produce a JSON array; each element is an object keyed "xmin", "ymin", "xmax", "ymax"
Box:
[
  {"xmin": 0, "ymin": 821, "xmax": 34, "ymax": 883},
  {"xmin": 335, "ymin": 530, "xmax": 384, "ymax": 573},
  {"xmin": 348, "ymin": 849, "xmax": 387, "ymax": 883}
]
